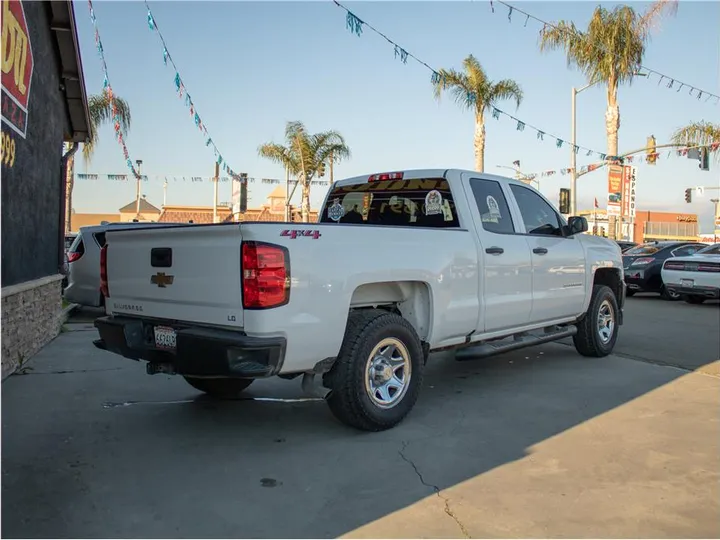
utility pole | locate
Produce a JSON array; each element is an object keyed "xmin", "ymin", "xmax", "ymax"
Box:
[
  {"xmin": 163, "ymin": 178, "xmax": 168, "ymax": 207},
  {"xmin": 570, "ymin": 86, "xmax": 577, "ymax": 217},
  {"xmin": 135, "ymin": 159, "xmax": 143, "ymax": 219},
  {"xmin": 329, "ymin": 150, "xmax": 334, "ymax": 184},
  {"xmin": 712, "ymin": 198, "xmax": 720, "ymax": 242},
  {"xmin": 213, "ymin": 161, "xmax": 220, "ymax": 223},
  {"xmin": 285, "ymin": 166, "xmax": 290, "ymax": 222}
]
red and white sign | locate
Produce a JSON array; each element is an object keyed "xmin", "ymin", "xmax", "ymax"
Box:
[
  {"xmin": 606, "ymin": 165, "xmax": 623, "ymax": 216},
  {"xmin": 1, "ymin": 0, "xmax": 34, "ymax": 138}
]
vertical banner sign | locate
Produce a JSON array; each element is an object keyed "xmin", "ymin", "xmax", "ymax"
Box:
[
  {"xmin": 621, "ymin": 165, "xmax": 633, "ymax": 217},
  {"xmin": 606, "ymin": 165, "xmax": 623, "ymax": 216},
  {"xmin": 627, "ymin": 166, "xmax": 637, "ymax": 218},
  {"xmin": 1, "ymin": 0, "xmax": 34, "ymax": 138}
]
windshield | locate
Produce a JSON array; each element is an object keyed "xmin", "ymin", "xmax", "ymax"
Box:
[
  {"xmin": 624, "ymin": 243, "xmax": 663, "ymax": 256},
  {"xmin": 319, "ymin": 177, "xmax": 460, "ymax": 228},
  {"xmin": 697, "ymin": 243, "xmax": 720, "ymax": 255}
]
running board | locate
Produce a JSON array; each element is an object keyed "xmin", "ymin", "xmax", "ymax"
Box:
[{"xmin": 455, "ymin": 326, "xmax": 577, "ymax": 361}]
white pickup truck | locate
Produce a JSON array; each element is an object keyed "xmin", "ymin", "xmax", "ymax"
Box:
[{"xmin": 94, "ymin": 168, "xmax": 625, "ymax": 431}]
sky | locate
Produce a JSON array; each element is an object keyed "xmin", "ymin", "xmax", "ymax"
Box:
[{"xmin": 73, "ymin": 0, "xmax": 720, "ymax": 230}]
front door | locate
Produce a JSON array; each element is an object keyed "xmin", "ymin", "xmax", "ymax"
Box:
[
  {"xmin": 508, "ymin": 184, "xmax": 586, "ymax": 323},
  {"xmin": 461, "ymin": 175, "xmax": 533, "ymax": 333}
]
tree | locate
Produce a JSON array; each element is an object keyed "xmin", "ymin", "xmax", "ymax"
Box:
[
  {"xmin": 432, "ymin": 54, "xmax": 523, "ymax": 173},
  {"xmin": 539, "ymin": 1, "xmax": 677, "ymax": 158},
  {"xmin": 65, "ymin": 90, "xmax": 132, "ymax": 233},
  {"xmin": 672, "ymin": 120, "xmax": 720, "ymax": 164},
  {"xmin": 258, "ymin": 121, "xmax": 350, "ymax": 222}
]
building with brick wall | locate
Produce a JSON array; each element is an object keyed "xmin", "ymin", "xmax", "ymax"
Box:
[
  {"xmin": 1, "ymin": 0, "xmax": 90, "ymax": 379},
  {"xmin": 578, "ymin": 209, "xmax": 701, "ymax": 243}
]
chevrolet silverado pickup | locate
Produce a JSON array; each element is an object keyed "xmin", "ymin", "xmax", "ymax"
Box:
[{"xmin": 94, "ymin": 168, "xmax": 625, "ymax": 431}]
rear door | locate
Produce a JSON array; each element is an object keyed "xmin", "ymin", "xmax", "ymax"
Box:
[
  {"xmin": 460, "ymin": 174, "xmax": 533, "ymax": 333},
  {"xmin": 105, "ymin": 224, "xmax": 245, "ymax": 327}
]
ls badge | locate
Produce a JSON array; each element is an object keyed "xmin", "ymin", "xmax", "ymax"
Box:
[{"xmin": 151, "ymin": 272, "xmax": 174, "ymax": 288}]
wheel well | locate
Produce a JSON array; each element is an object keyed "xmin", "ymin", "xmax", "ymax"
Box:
[
  {"xmin": 349, "ymin": 281, "xmax": 431, "ymax": 341},
  {"xmin": 593, "ymin": 268, "xmax": 622, "ymax": 300}
]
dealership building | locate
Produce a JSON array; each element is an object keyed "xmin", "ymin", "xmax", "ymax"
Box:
[{"xmin": 578, "ymin": 209, "xmax": 706, "ymax": 244}]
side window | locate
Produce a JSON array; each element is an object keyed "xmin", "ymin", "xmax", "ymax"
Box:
[
  {"xmin": 93, "ymin": 232, "xmax": 107, "ymax": 248},
  {"xmin": 509, "ymin": 184, "xmax": 562, "ymax": 236},
  {"xmin": 469, "ymin": 178, "xmax": 515, "ymax": 234}
]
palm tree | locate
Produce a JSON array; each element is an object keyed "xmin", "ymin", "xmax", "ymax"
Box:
[
  {"xmin": 431, "ymin": 54, "xmax": 523, "ymax": 173},
  {"xmin": 539, "ymin": 1, "xmax": 677, "ymax": 159},
  {"xmin": 672, "ymin": 120, "xmax": 720, "ymax": 164},
  {"xmin": 258, "ymin": 121, "xmax": 350, "ymax": 222},
  {"xmin": 65, "ymin": 90, "xmax": 131, "ymax": 233}
]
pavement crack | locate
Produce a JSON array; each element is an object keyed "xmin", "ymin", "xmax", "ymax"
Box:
[
  {"xmin": 14, "ymin": 367, "xmax": 123, "ymax": 376},
  {"xmin": 398, "ymin": 441, "xmax": 471, "ymax": 538}
]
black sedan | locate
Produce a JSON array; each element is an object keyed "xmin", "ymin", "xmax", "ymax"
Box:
[
  {"xmin": 615, "ymin": 240, "xmax": 638, "ymax": 253},
  {"xmin": 623, "ymin": 241, "xmax": 708, "ymax": 300}
]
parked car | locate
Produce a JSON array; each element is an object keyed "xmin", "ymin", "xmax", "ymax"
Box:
[
  {"xmin": 93, "ymin": 169, "xmax": 625, "ymax": 431},
  {"xmin": 64, "ymin": 222, "xmax": 184, "ymax": 307},
  {"xmin": 623, "ymin": 241, "xmax": 708, "ymax": 300},
  {"xmin": 615, "ymin": 240, "xmax": 637, "ymax": 253},
  {"xmin": 661, "ymin": 243, "xmax": 720, "ymax": 304}
]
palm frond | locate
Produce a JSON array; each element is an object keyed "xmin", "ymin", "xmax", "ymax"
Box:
[
  {"xmin": 83, "ymin": 90, "xmax": 131, "ymax": 162},
  {"xmin": 671, "ymin": 121, "xmax": 720, "ymax": 146},
  {"xmin": 489, "ymin": 79, "xmax": 523, "ymax": 110},
  {"xmin": 637, "ymin": 0, "xmax": 678, "ymax": 39}
]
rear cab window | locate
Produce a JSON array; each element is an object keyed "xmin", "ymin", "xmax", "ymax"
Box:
[{"xmin": 319, "ymin": 177, "xmax": 460, "ymax": 228}]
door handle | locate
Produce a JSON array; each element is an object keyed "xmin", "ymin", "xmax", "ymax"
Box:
[
  {"xmin": 485, "ymin": 246, "xmax": 504, "ymax": 255},
  {"xmin": 533, "ymin": 247, "xmax": 548, "ymax": 255}
]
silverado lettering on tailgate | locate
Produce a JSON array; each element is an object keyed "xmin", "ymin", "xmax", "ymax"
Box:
[{"xmin": 281, "ymin": 229, "xmax": 321, "ymax": 240}]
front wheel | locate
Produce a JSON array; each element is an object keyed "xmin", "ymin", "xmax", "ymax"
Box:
[
  {"xmin": 324, "ymin": 309, "xmax": 425, "ymax": 431},
  {"xmin": 573, "ymin": 285, "xmax": 619, "ymax": 357},
  {"xmin": 684, "ymin": 295, "xmax": 706, "ymax": 305},
  {"xmin": 184, "ymin": 376, "xmax": 254, "ymax": 398}
]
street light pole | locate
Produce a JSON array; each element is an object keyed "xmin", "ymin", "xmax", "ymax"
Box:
[
  {"xmin": 711, "ymin": 198, "xmax": 720, "ymax": 242},
  {"xmin": 570, "ymin": 87, "xmax": 577, "ymax": 216},
  {"xmin": 135, "ymin": 159, "xmax": 143, "ymax": 218}
]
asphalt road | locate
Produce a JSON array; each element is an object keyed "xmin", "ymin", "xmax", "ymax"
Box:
[{"xmin": 2, "ymin": 297, "xmax": 719, "ymax": 538}]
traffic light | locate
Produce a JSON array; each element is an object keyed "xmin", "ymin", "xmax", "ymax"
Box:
[
  {"xmin": 684, "ymin": 188, "xmax": 692, "ymax": 203},
  {"xmin": 559, "ymin": 188, "xmax": 570, "ymax": 215},
  {"xmin": 239, "ymin": 173, "xmax": 248, "ymax": 213},
  {"xmin": 318, "ymin": 162, "xmax": 326, "ymax": 178},
  {"xmin": 699, "ymin": 147, "xmax": 710, "ymax": 171},
  {"xmin": 646, "ymin": 135, "xmax": 657, "ymax": 165}
]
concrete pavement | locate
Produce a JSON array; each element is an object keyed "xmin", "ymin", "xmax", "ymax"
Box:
[{"xmin": 2, "ymin": 298, "xmax": 719, "ymax": 538}]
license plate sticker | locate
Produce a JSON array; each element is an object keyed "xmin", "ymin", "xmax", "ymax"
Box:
[
  {"xmin": 154, "ymin": 326, "xmax": 177, "ymax": 350},
  {"xmin": 680, "ymin": 279, "xmax": 694, "ymax": 288}
]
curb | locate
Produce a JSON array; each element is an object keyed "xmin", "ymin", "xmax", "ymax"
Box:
[{"xmin": 59, "ymin": 303, "xmax": 79, "ymax": 325}]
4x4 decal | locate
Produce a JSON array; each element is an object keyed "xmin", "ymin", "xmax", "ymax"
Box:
[{"xmin": 281, "ymin": 229, "xmax": 322, "ymax": 240}]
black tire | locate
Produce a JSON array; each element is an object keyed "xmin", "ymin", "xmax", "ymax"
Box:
[
  {"xmin": 660, "ymin": 285, "xmax": 681, "ymax": 301},
  {"xmin": 324, "ymin": 309, "xmax": 425, "ymax": 432},
  {"xmin": 183, "ymin": 376, "xmax": 253, "ymax": 398},
  {"xmin": 684, "ymin": 295, "xmax": 706, "ymax": 305},
  {"xmin": 573, "ymin": 285, "xmax": 620, "ymax": 357},
  {"xmin": 625, "ymin": 288, "xmax": 636, "ymax": 297}
]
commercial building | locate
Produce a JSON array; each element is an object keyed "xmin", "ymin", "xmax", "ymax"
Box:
[
  {"xmin": 1, "ymin": 0, "xmax": 90, "ymax": 378},
  {"xmin": 578, "ymin": 209, "xmax": 701, "ymax": 243}
]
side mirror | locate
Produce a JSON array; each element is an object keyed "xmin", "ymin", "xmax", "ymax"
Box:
[{"xmin": 567, "ymin": 216, "xmax": 588, "ymax": 236}]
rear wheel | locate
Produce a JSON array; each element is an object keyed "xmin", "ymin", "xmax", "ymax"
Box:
[
  {"xmin": 573, "ymin": 285, "xmax": 619, "ymax": 357},
  {"xmin": 660, "ymin": 285, "xmax": 681, "ymax": 301},
  {"xmin": 184, "ymin": 377, "xmax": 253, "ymax": 398},
  {"xmin": 324, "ymin": 309, "xmax": 425, "ymax": 432},
  {"xmin": 684, "ymin": 295, "xmax": 706, "ymax": 305}
]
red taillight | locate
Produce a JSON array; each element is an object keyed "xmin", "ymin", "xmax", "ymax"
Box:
[
  {"xmin": 368, "ymin": 172, "xmax": 404, "ymax": 182},
  {"xmin": 241, "ymin": 242, "xmax": 289, "ymax": 309},
  {"xmin": 631, "ymin": 257, "xmax": 655, "ymax": 266},
  {"xmin": 664, "ymin": 261, "xmax": 685, "ymax": 271},
  {"xmin": 67, "ymin": 251, "xmax": 82, "ymax": 263},
  {"xmin": 100, "ymin": 245, "xmax": 110, "ymax": 298},
  {"xmin": 697, "ymin": 264, "xmax": 720, "ymax": 272}
]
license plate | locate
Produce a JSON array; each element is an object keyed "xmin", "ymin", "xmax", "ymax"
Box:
[
  {"xmin": 681, "ymin": 279, "xmax": 694, "ymax": 288},
  {"xmin": 154, "ymin": 326, "xmax": 177, "ymax": 350}
]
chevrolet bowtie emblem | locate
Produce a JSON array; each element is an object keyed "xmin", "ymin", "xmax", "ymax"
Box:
[{"xmin": 151, "ymin": 272, "xmax": 174, "ymax": 288}]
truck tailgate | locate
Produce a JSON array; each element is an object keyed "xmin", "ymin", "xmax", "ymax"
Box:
[{"xmin": 105, "ymin": 225, "xmax": 244, "ymax": 327}]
